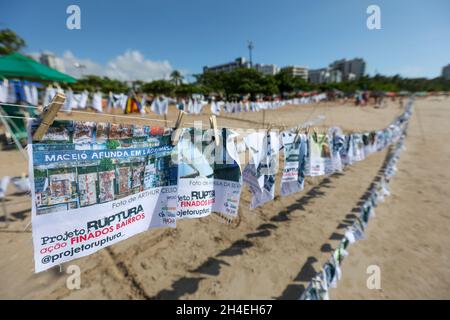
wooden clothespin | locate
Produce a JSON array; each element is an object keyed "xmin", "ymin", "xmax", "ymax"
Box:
[
  {"xmin": 209, "ymin": 115, "xmax": 220, "ymax": 146},
  {"xmin": 32, "ymin": 93, "xmax": 66, "ymax": 141},
  {"xmin": 171, "ymin": 110, "xmax": 186, "ymax": 145}
]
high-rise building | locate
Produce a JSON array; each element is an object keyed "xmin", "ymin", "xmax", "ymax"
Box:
[
  {"xmin": 39, "ymin": 53, "xmax": 66, "ymax": 72},
  {"xmin": 255, "ymin": 64, "xmax": 280, "ymax": 76},
  {"xmin": 203, "ymin": 57, "xmax": 250, "ymax": 74},
  {"xmin": 329, "ymin": 58, "xmax": 365, "ymax": 81},
  {"xmin": 308, "ymin": 68, "xmax": 327, "ymax": 84},
  {"xmin": 442, "ymin": 64, "xmax": 450, "ymax": 80},
  {"xmin": 280, "ymin": 66, "xmax": 309, "ymax": 80},
  {"xmin": 309, "ymin": 68, "xmax": 342, "ymax": 84}
]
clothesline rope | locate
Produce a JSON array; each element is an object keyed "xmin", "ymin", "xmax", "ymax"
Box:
[
  {"xmin": 0, "ymin": 113, "xmax": 325, "ymax": 132},
  {"xmin": 1, "ymin": 102, "xmax": 310, "ymax": 130},
  {"xmin": 0, "ymin": 115, "xmax": 37, "ymax": 120},
  {"xmin": 0, "ymin": 102, "xmax": 172, "ymax": 124}
]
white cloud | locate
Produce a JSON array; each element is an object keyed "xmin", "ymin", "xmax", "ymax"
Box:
[
  {"xmin": 62, "ymin": 51, "xmax": 104, "ymax": 78},
  {"xmin": 60, "ymin": 50, "xmax": 174, "ymax": 81}
]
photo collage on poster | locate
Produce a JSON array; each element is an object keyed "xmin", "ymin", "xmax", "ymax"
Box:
[{"xmin": 30, "ymin": 120, "xmax": 177, "ymax": 215}]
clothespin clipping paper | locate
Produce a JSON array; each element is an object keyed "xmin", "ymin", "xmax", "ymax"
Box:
[
  {"xmin": 294, "ymin": 127, "xmax": 302, "ymax": 143},
  {"xmin": 209, "ymin": 115, "xmax": 220, "ymax": 146},
  {"xmin": 171, "ymin": 110, "xmax": 186, "ymax": 146},
  {"xmin": 32, "ymin": 93, "xmax": 66, "ymax": 141}
]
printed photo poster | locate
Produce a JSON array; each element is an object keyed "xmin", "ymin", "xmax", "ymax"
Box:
[
  {"xmin": 176, "ymin": 127, "xmax": 215, "ymax": 220},
  {"xmin": 98, "ymin": 170, "xmax": 115, "ymax": 203},
  {"xmin": 280, "ymin": 130, "xmax": 307, "ymax": 196},
  {"xmin": 375, "ymin": 129, "xmax": 387, "ymax": 152},
  {"xmin": 48, "ymin": 172, "xmax": 76, "ymax": 205},
  {"xmin": 243, "ymin": 130, "xmax": 280, "ymax": 209},
  {"xmin": 307, "ymin": 132, "xmax": 331, "ymax": 177},
  {"xmin": 117, "ymin": 166, "xmax": 131, "ymax": 194},
  {"xmin": 28, "ymin": 120, "xmax": 178, "ymax": 272},
  {"xmin": 212, "ymin": 129, "xmax": 243, "ymax": 218},
  {"xmin": 78, "ymin": 172, "xmax": 98, "ymax": 207},
  {"xmin": 351, "ymin": 133, "xmax": 365, "ymax": 162},
  {"xmin": 327, "ymin": 127, "xmax": 345, "ymax": 174},
  {"xmin": 41, "ymin": 121, "xmax": 71, "ymax": 142},
  {"xmin": 362, "ymin": 132, "xmax": 377, "ymax": 156},
  {"xmin": 73, "ymin": 121, "xmax": 95, "ymax": 144},
  {"xmin": 340, "ymin": 134, "xmax": 354, "ymax": 166}
]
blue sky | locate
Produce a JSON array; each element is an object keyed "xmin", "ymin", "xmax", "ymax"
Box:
[{"xmin": 1, "ymin": 0, "xmax": 449, "ymax": 80}]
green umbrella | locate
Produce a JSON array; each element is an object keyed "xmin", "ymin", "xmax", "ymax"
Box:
[{"xmin": 0, "ymin": 52, "xmax": 77, "ymax": 83}]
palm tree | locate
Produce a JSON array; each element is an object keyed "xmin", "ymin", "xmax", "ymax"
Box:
[{"xmin": 170, "ymin": 70, "xmax": 184, "ymax": 86}]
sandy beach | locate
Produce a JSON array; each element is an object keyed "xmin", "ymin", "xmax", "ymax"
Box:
[{"xmin": 1, "ymin": 97, "xmax": 449, "ymax": 299}]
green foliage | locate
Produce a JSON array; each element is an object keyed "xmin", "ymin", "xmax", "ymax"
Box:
[
  {"xmin": 170, "ymin": 70, "xmax": 183, "ymax": 86},
  {"xmin": 99, "ymin": 158, "xmax": 114, "ymax": 171},
  {"xmin": 0, "ymin": 29, "xmax": 26, "ymax": 55},
  {"xmin": 57, "ymin": 70, "xmax": 450, "ymax": 97},
  {"xmin": 274, "ymin": 69, "xmax": 309, "ymax": 95},
  {"xmin": 196, "ymin": 68, "xmax": 282, "ymax": 99},
  {"xmin": 61, "ymin": 75, "xmax": 128, "ymax": 93},
  {"xmin": 33, "ymin": 169, "xmax": 47, "ymax": 179},
  {"xmin": 142, "ymin": 80, "xmax": 175, "ymax": 96},
  {"xmin": 106, "ymin": 140, "xmax": 120, "ymax": 149},
  {"xmin": 174, "ymin": 83, "xmax": 207, "ymax": 96},
  {"xmin": 330, "ymin": 75, "xmax": 450, "ymax": 93}
]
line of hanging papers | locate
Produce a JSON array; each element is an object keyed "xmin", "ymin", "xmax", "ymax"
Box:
[
  {"xmin": 27, "ymin": 98, "xmax": 413, "ymax": 272},
  {"xmin": 0, "ymin": 78, "xmax": 328, "ymax": 115}
]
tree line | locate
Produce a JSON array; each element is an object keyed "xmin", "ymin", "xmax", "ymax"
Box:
[
  {"xmin": 1, "ymin": 28, "xmax": 449, "ymax": 97},
  {"xmin": 67, "ymin": 69, "xmax": 450, "ymax": 98}
]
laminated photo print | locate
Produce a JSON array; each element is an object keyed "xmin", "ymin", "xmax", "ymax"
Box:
[
  {"xmin": 375, "ymin": 130, "xmax": 386, "ymax": 152},
  {"xmin": 212, "ymin": 129, "xmax": 243, "ymax": 219},
  {"xmin": 95, "ymin": 122, "xmax": 109, "ymax": 143},
  {"xmin": 327, "ymin": 127, "xmax": 345, "ymax": 173},
  {"xmin": 117, "ymin": 166, "xmax": 132, "ymax": 194},
  {"xmin": 40, "ymin": 121, "xmax": 72, "ymax": 142},
  {"xmin": 362, "ymin": 200, "xmax": 375, "ymax": 222},
  {"xmin": 133, "ymin": 125, "xmax": 148, "ymax": 138},
  {"xmin": 323, "ymin": 260, "xmax": 338, "ymax": 289},
  {"xmin": 351, "ymin": 133, "xmax": 365, "ymax": 162},
  {"xmin": 362, "ymin": 131, "xmax": 377, "ymax": 156},
  {"xmin": 307, "ymin": 131, "xmax": 331, "ymax": 177},
  {"xmin": 176, "ymin": 127, "xmax": 215, "ymax": 219},
  {"xmin": 339, "ymin": 134, "xmax": 354, "ymax": 166},
  {"xmin": 243, "ymin": 130, "xmax": 280, "ymax": 209},
  {"xmin": 333, "ymin": 240, "xmax": 349, "ymax": 265},
  {"xmin": 108, "ymin": 123, "xmax": 122, "ymax": 139},
  {"xmin": 98, "ymin": 170, "xmax": 115, "ymax": 203},
  {"xmin": 346, "ymin": 218, "xmax": 366, "ymax": 243},
  {"xmin": 120, "ymin": 124, "xmax": 134, "ymax": 139},
  {"xmin": 48, "ymin": 173, "xmax": 74, "ymax": 205},
  {"xmin": 78, "ymin": 172, "xmax": 98, "ymax": 207},
  {"xmin": 131, "ymin": 163, "xmax": 145, "ymax": 189},
  {"xmin": 301, "ymin": 274, "xmax": 329, "ymax": 301},
  {"xmin": 73, "ymin": 121, "xmax": 95, "ymax": 144},
  {"xmin": 280, "ymin": 130, "xmax": 307, "ymax": 196},
  {"xmin": 28, "ymin": 118, "xmax": 179, "ymax": 272}
]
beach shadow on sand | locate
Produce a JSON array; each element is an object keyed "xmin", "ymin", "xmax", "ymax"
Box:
[
  {"xmin": 151, "ymin": 172, "xmax": 343, "ymax": 300},
  {"xmin": 276, "ymin": 163, "xmax": 389, "ymax": 299}
]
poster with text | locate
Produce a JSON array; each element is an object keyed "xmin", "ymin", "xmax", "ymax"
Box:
[{"xmin": 29, "ymin": 120, "xmax": 177, "ymax": 272}]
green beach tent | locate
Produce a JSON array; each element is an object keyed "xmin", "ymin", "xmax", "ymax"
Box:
[{"xmin": 0, "ymin": 52, "xmax": 76, "ymax": 83}]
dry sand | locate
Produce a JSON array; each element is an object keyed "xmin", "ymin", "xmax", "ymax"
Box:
[{"xmin": 0, "ymin": 97, "xmax": 449, "ymax": 299}]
